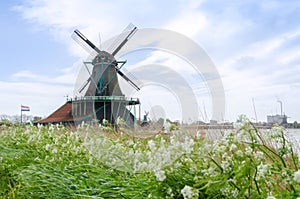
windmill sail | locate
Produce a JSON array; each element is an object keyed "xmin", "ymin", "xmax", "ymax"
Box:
[
  {"xmin": 78, "ymin": 77, "xmax": 91, "ymax": 93},
  {"xmin": 116, "ymin": 69, "xmax": 140, "ymax": 91},
  {"xmin": 72, "ymin": 29, "xmax": 101, "ymax": 53},
  {"xmin": 72, "ymin": 30, "xmax": 97, "ymax": 58},
  {"xmin": 111, "ymin": 26, "xmax": 137, "ymax": 56},
  {"xmin": 107, "ymin": 23, "xmax": 137, "ymax": 55}
]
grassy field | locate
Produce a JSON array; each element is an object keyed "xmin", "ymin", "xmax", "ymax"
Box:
[{"xmin": 1, "ymin": 117, "xmax": 300, "ymax": 198}]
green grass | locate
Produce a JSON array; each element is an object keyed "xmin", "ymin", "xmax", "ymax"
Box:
[{"xmin": 1, "ymin": 117, "xmax": 300, "ymax": 198}]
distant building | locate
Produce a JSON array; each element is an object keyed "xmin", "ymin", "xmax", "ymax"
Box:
[{"xmin": 267, "ymin": 114, "xmax": 287, "ymax": 125}]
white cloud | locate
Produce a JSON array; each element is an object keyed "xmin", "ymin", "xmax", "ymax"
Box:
[
  {"xmin": 11, "ymin": 61, "xmax": 81, "ymax": 85},
  {"xmin": 166, "ymin": 9, "xmax": 208, "ymax": 38},
  {"xmin": 11, "ymin": 70, "xmax": 37, "ymax": 80}
]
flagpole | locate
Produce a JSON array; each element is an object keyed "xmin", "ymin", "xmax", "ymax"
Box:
[
  {"xmin": 21, "ymin": 105, "xmax": 22, "ymax": 123},
  {"xmin": 20, "ymin": 105, "xmax": 30, "ymax": 123}
]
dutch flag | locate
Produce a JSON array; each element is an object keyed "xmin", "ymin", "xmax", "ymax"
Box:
[{"xmin": 21, "ymin": 105, "xmax": 30, "ymax": 111}]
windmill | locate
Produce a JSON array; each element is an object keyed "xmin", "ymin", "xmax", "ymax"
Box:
[{"xmin": 71, "ymin": 24, "xmax": 141, "ymax": 126}]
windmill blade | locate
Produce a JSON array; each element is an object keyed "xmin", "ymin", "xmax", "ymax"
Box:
[
  {"xmin": 72, "ymin": 33, "xmax": 96, "ymax": 57},
  {"xmin": 72, "ymin": 29, "xmax": 101, "ymax": 56},
  {"xmin": 78, "ymin": 77, "xmax": 91, "ymax": 93},
  {"xmin": 107, "ymin": 23, "xmax": 138, "ymax": 56},
  {"xmin": 120, "ymin": 67, "xmax": 143, "ymax": 87},
  {"xmin": 107, "ymin": 23, "xmax": 135, "ymax": 53},
  {"xmin": 115, "ymin": 66, "xmax": 140, "ymax": 91}
]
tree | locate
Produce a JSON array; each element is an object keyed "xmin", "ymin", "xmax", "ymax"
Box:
[{"xmin": 33, "ymin": 116, "xmax": 42, "ymax": 122}]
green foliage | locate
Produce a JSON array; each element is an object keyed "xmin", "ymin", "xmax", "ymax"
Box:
[
  {"xmin": 32, "ymin": 116, "xmax": 42, "ymax": 122},
  {"xmin": 0, "ymin": 119, "xmax": 14, "ymax": 127},
  {"xmin": 0, "ymin": 118, "xmax": 300, "ymax": 198}
]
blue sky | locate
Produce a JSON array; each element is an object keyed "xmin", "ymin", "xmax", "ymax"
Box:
[{"xmin": 1, "ymin": 0, "xmax": 300, "ymax": 122}]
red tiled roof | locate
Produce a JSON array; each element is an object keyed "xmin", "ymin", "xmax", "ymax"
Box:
[{"xmin": 38, "ymin": 101, "xmax": 74, "ymax": 124}]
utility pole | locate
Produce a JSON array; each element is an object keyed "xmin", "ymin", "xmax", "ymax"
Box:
[{"xmin": 277, "ymin": 100, "xmax": 283, "ymax": 115}]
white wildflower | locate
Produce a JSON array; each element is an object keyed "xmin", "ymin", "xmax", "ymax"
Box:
[
  {"xmin": 148, "ymin": 140, "xmax": 156, "ymax": 151},
  {"xmin": 266, "ymin": 193, "xmax": 276, "ymax": 199},
  {"xmin": 222, "ymin": 152, "xmax": 228, "ymax": 159},
  {"xmin": 229, "ymin": 143, "xmax": 237, "ymax": 151},
  {"xmin": 271, "ymin": 126, "xmax": 284, "ymax": 138},
  {"xmin": 154, "ymin": 169, "xmax": 166, "ymax": 181},
  {"xmin": 294, "ymin": 170, "xmax": 300, "ymax": 183},
  {"xmin": 196, "ymin": 131, "xmax": 201, "ymax": 139},
  {"xmin": 167, "ymin": 188, "xmax": 174, "ymax": 197},
  {"xmin": 235, "ymin": 150, "xmax": 243, "ymax": 157},
  {"xmin": 221, "ymin": 160, "xmax": 231, "ymax": 173},
  {"xmin": 181, "ymin": 185, "xmax": 198, "ymax": 199},
  {"xmin": 228, "ymin": 178, "xmax": 236, "ymax": 183},
  {"xmin": 164, "ymin": 121, "xmax": 171, "ymax": 133},
  {"xmin": 217, "ymin": 145, "xmax": 226, "ymax": 153},
  {"xmin": 231, "ymin": 189, "xmax": 238, "ymax": 198},
  {"xmin": 254, "ymin": 151, "xmax": 264, "ymax": 161},
  {"xmin": 245, "ymin": 146, "xmax": 253, "ymax": 155},
  {"xmin": 221, "ymin": 187, "xmax": 230, "ymax": 196},
  {"xmin": 202, "ymin": 167, "xmax": 216, "ymax": 177},
  {"xmin": 51, "ymin": 148, "xmax": 58, "ymax": 154},
  {"xmin": 182, "ymin": 137, "xmax": 194, "ymax": 154},
  {"xmin": 49, "ymin": 125, "xmax": 54, "ymax": 131},
  {"xmin": 45, "ymin": 144, "xmax": 50, "ymax": 151},
  {"xmin": 256, "ymin": 163, "xmax": 268, "ymax": 180},
  {"xmin": 282, "ymin": 153, "xmax": 288, "ymax": 159},
  {"xmin": 181, "ymin": 185, "xmax": 193, "ymax": 199},
  {"xmin": 281, "ymin": 170, "xmax": 292, "ymax": 184}
]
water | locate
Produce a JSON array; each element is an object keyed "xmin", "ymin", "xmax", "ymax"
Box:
[
  {"xmin": 203, "ymin": 128, "xmax": 300, "ymax": 147},
  {"xmin": 287, "ymin": 128, "xmax": 300, "ymax": 147}
]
